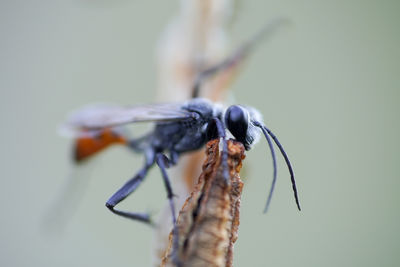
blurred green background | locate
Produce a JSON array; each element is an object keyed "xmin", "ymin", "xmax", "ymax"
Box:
[{"xmin": 1, "ymin": 0, "xmax": 399, "ymax": 266}]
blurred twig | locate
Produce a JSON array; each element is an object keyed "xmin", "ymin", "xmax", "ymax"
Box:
[
  {"xmin": 153, "ymin": 1, "xmax": 233, "ymax": 264},
  {"xmin": 161, "ymin": 139, "xmax": 245, "ymax": 267}
]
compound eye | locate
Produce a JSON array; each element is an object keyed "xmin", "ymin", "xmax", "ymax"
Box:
[{"xmin": 225, "ymin": 105, "xmax": 249, "ymax": 144}]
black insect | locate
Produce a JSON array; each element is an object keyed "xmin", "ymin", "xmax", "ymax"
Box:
[
  {"xmin": 67, "ymin": 98, "xmax": 300, "ymax": 215},
  {"xmin": 63, "ymin": 18, "xmax": 300, "ymax": 265},
  {"xmin": 65, "ymin": 95, "xmax": 300, "ymax": 264},
  {"xmin": 67, "ymin": 101, "xmax": 299, "ymax": 267}
]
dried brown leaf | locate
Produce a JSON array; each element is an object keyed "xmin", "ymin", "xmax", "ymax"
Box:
[{"xmin": 161, "ymin": 139, "xmax": 245, "ymax": 267}]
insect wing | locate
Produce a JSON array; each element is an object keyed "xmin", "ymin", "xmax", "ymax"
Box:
[{"xmin": 64, "ymin": 102, "xmax": 192, "ymax": 134}]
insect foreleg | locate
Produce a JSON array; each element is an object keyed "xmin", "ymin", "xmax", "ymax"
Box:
[
  {"xmin": 155, "ymin": 153, "xmax": 181, "ymax": 267},
  {"xmin": 105, "ymin": 160, "xmax": 154, "ymax": 224},
  {"xmin": 212, "ymin": 118, "xmax": 229, "ymax": 183}
]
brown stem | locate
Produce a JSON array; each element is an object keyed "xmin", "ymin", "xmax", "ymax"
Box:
[{"xmin": 161, "ymin": 139, "xmax": 246, "ymax": 267}]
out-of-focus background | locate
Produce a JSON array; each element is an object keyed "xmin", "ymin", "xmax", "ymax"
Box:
[{"xmin": 1, "ymin": 0, "xmax": 399, "ymax": 266}]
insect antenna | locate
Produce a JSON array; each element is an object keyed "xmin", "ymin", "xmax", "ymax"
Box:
[
  {"xmin": 253, "ymin": 121, "xmax": 277, "ymax": 212},
  {"xmin": 253, "ymin": 122, "xmax": 278, "ymax": 212},
  {"xmin": 254, "ymin": 121, "xmax": 301, "ymax": 211}
]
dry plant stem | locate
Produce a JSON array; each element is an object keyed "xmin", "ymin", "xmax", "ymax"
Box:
[
  {"xmin": 161, "ymin": 139, "xmax": 245, "ymax": 267},
  {"xmin": 154, "ymin": 1, "xmax": 233, "ymax": 265}
]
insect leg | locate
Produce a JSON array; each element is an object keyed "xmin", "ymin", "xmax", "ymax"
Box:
[
  {"xmin": 169, "ymin": 150, "xmax": 179, "ymax": 166},
  {"xmin": 155, "ymin": 153, "xmax": 181, "ymax": 266},
  {"xmin": 192, "ymin": 18, "xmax": 290, "ymax": 98},
  {"xmin": 212, "ymin": 118, "xmax": 230, "ymax": 183},
  {"xmin": 105, "ymin": 160, "xmax": 154, "ymax": 224}
]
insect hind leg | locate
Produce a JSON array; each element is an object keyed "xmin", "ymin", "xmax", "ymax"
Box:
[
  {"xmin": 105, "ymin": 160, "xmax": 154, "ymax": 224},
  {"xmin": 191, "ymin": 18, "xmax": 289, "ymax": 98},
  {"xmin": 155, "ymin": 153, "xmax": 182, "ymax": 266}
]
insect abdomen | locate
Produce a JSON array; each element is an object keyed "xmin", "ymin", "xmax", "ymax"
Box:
[{"xmin": 74, "ymin": 128, "xmax": 127, "ymax": 162}]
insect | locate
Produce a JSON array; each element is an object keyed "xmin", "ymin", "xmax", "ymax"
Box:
[
  {"xmin": 68, "ymin": 17, "xmax": 290, "ymax": 165},
  {"xmin": 62, "ymin": 18, "xmax": 300, "ymax": 265},
  {"xmin": 66, "ymin": 98, "xmax": 300, "ymax": 217},
  {"xmin": 64, "ymin": 96, "xmax": 300, "ymax": 264}
]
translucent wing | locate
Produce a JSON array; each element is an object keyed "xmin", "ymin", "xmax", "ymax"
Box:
[{"xmin": 62, "ymin": 102, "xmax": 193, "ymax": 136}]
